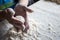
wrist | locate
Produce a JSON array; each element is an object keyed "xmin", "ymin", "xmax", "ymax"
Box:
[{"xmin": 16, "ymin": 3, "xmax": 27, "ymax": 7}]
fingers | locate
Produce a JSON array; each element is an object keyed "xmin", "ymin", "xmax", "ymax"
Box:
[
  {"xmin": 14, "ymin": 5, "xmax": 33, "ymax": 13},
  {"xmin": 6, "ymin": 8, "xmax": 15, "ymax": 16},
  {"xmin": 11, "ymin": 16, "xmax": 23, "ymax": 24},
  {"xmin": 23, "ymin": 6, "xmax": 33, "ymax": 13},
  {"xmin": 9, "ymin": 16, "xmax": 25, "ymax": 32},
  {"xmin": 2, "ymin": 8, "xmax": 15, "ymax": 20}
]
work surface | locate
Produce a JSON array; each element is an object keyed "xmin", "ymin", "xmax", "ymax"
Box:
[
  {"xmin": 28, "ymin": 1, "xmax": 60, "ymax": 40},
  {"xmin": 0, "ymin": 1, "xmax": 60, "ymax": 40}
]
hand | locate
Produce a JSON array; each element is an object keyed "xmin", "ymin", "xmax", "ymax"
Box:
[
  {"xmin": 6, "ymin": 8, "xmax": 25, "ymax": 32},
  {"xmin": 8, "ymin": 16, "xmax": 24, "ymax": 32},
  {"xmin": 14, "ymin": 4, "xmax": 33, "ymax": 16},
  {"xmin": 0, "ymin": 8, "xmax": 24, "ymax": 32},
  {"xmin": 14, "ymin": 4, "xmax": 33, "ymax": 33}
]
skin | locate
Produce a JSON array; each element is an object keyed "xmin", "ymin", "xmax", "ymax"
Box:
[
  {"xmin": 0, "ymin": 9, "xmax": 24, "ymax": 32},
  {"xmin": 0, "ymin": 0, "xmax": 33, "ymax": 33},
  {"xmin": 14, "ymin": 5, "xmax": 33, "ymax": 33},
  {"xmin": 19, "ymin": 0, "xmax": 29, "ymax": 6},
  {"xmin": 14, "ymin": 0, "xmax": 33, "ymax": 32}
]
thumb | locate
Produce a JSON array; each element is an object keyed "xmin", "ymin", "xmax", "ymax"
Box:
[
  {"xmin": 23, "ymin": 6, "xmax": 33, "ymax": 13},
  {"xmin": 6, "ymin": 8, "xmax": 15, "ymax": 16}
]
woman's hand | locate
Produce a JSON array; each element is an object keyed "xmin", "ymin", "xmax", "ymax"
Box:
[
  {"xmin": 14, "ymin": 4, "xmax": 33, "ymax": 33},
  {"xmin": 14, "ymin": 4, "xmax": 33, "ymax": 16},
  {"xmin": 8, "ymin": 16, "xmax": 24, "ymax": 32},
  {"xmin": 0, "ymin": 8, "xmax": 24, "ymax": 32}
]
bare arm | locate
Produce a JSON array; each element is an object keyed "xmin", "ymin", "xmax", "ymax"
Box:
[{"xmin": 18, "ymin": 0, "xmax": 29, "ymax": 6}]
